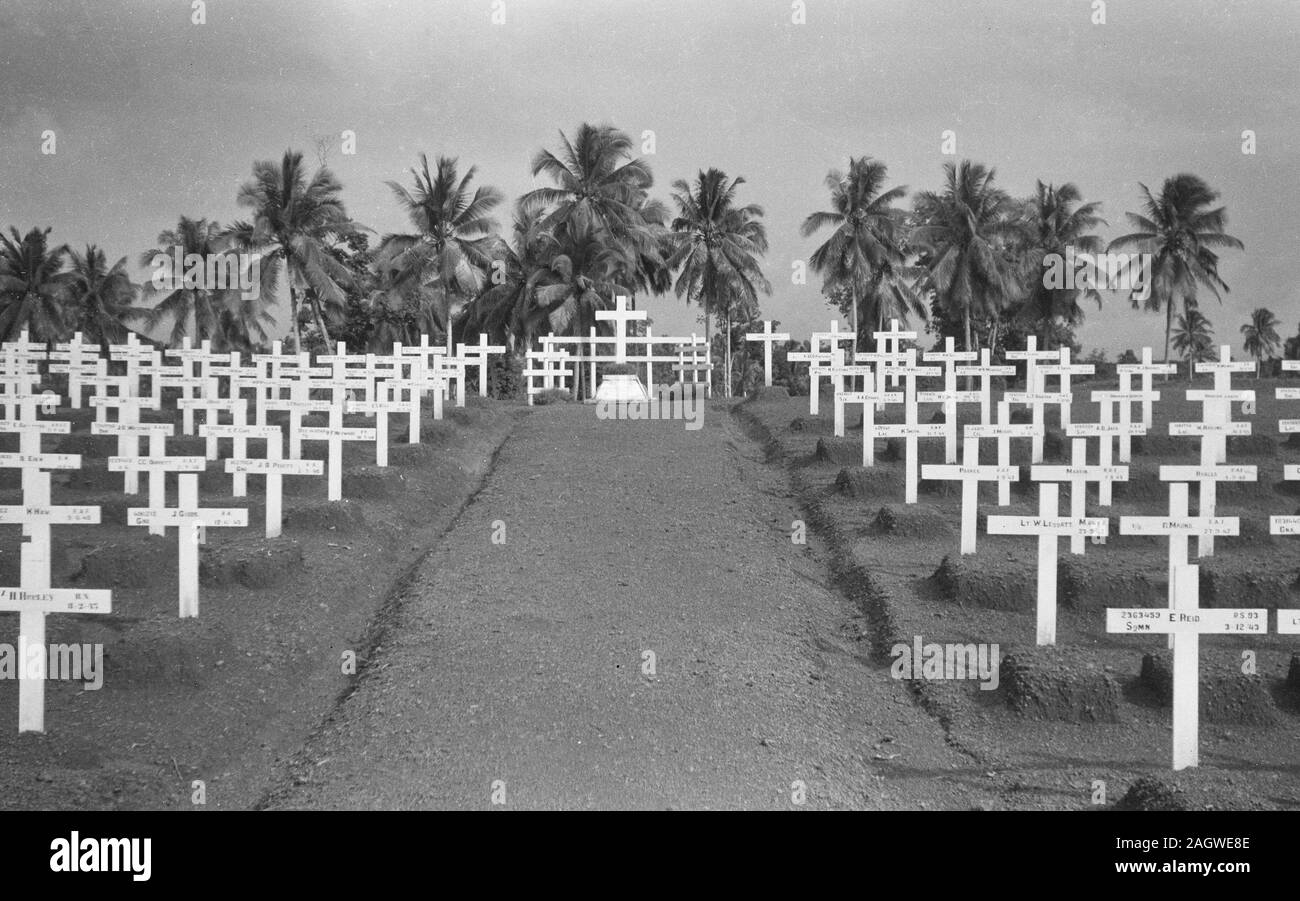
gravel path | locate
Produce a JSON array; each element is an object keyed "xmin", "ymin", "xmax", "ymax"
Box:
[{"xmin": 267, "ymin": 403, "xmax": 971, "ymax": 809}]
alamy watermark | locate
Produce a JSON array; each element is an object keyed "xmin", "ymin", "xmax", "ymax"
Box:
[
  {"xmin": 0, "ymin": 639, "xmax": 103, "ymax": 690},
  {"xmin": 150, "ymin": 246, "xmax": 262, "ymax": 300},
  {"xmin": 1042, "ymin": 246, "xmax": 1151, "ymax": 303},
  {"xmin": 595, "ymin": 385, "xmax": 705, "ymax": 431},
  {"xmin": 890, "ymin": 635, "xmax": 1000, "ymax": 690}
]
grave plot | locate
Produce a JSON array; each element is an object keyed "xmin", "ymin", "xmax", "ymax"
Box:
[
  {"xmin": 0, "ymin": 337, "xmax": 517, "ymax": 811},
  {"xmin": 735, "ymin": 347, "xmax": 1300, "ymax": 803}
]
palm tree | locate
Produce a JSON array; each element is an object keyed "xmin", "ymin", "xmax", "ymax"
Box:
[
  {"xmin": 521, "ymin": 123, "xmax": 665, "ymax": 306},
  {"xmin": 1171, "ymin": 305, "xmax": 1215, "ymax": 380},
  {"xmin": 0, "ymin": 226, "xmax": 74, "ymax": 342},
  {"xmin": 1240, "ymin": 307, "xmax": 1281, "ymax": 378},
  {"xmin": 802, "ymin": 157, "xmax": 909, "ymax": 348},
  {"xmin": 375, "ymin": 153, "xmax": 503, "ymax": 347},
  {"xmin": 67, "ymin": 245, "xmax": 142, "ymax": 351},
  {"xmin": 911, "ymin": 160, "xmax": 1023, "ymax": 361},
  {"xmin": 1108, "ymin": 174, "xmax": 1243, "ymax": 366},
  {"xmin": 464, "ymin": 203, "xmax": 560, "ymax": 351},
  {"xmin": 1017, "ymin": 181, "xmax": 1107, "ymax": 349},
  {"xmin": 665, "ymin": 169, "xmax": 772, "ymax": 397},
  {"xmin": 140, "ymin": 217, "xmax": 240, "ymax": 347},
  {"xmin": 228, "ymin": 149, "xmax": 356, "ymax": 352}
]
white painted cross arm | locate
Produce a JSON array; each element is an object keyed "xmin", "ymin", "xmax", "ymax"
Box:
[
  {"xmin": 127, "ymin": 506, "xmax": 249, "ymax": 528},
  {"xmin": 0, "ymin": 587, "xmax": 112, "ymax": 613},
  {"xmin": 0, "ymin": 503, "xmax": 100, "ymax": 525},
  {"xmin": 1106, "ymin": 607, "xmax": 1266, "ymax": 635},
  {"xmin": 1273, "ymin": 464, "xmax": 1300, "ymax": 536}
]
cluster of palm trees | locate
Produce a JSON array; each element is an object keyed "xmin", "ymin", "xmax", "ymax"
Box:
[{"xmin": 2, "ymin": 120, "xmax": 1283, "ymax": 397}]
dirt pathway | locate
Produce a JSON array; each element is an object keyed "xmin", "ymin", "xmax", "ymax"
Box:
[{"xmin": 264, "ymin": 403, "xmax": 976, "ymax": 810}]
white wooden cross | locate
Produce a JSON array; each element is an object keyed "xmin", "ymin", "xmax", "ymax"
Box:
[
  {"xmin": 346, "ymin": 382, "xmax": 409, "ymax": 467},
  {"xmin": 0, "ymin": 462, "xmax": 109, "ymax": 732},
  {"xmin": 1004, "ymin": 336, "xmax": 1060, "ymax": 434},
  {"xmin": 224, "ymin": 426, "xmax": 323, "ymax": 538},
  {"xmin": 1090, "ymin": 387, "xmax": 1155, "ymax": 464},
  {"xmin": 671, "ymin": 336, "xmax": 712, "ymax": 400},
  {"xmin": 1193, "ymin": 345, "xmax": 1255, "ymax": 464},
  {"xmin": 987, "ymin": 482, "xmax": 1108, "ymax": 645},
  {"xmin": 457, "ymin": 333, "xmax": 507, "ymax": 398},
  {"xmin": 128, "ymin": 472, "xmax": 248, "ymax": 618},
  {"xmin": 1116, "ymin": 347, "xmax": 1175, "ymax": 429},
  {"xmin": 965, "ymin": 400, "xmax": 1041, "ymax": 507},
  {"xmin": 1168, "ymin": 396, "xmax": 1255, "ymax": 557},
  {"xmin": 107, "ymin": 424, "xmax": 199, "ymax": 536},
  {"xmin": 107, "ymin": 331, "xmax": 158, "ymax": 401},
  {"xmin": 871, "ymin": 319, "xmax": 917, "ymax": 389},
  {"xmin": 88, "ymin": 367, "xmax": 162, "ymax": 495},
  {"xmin": 1067, "ymin": 417, "xmax": 1144, "ymax": 506},
  {"xmin": 823, "ymin": 348, "xmax": 875, "ymax": 437},
  {"xmin": 1120, "ymin": 479, "xmax": 1243, "ymax": 648},
  {"xmin": 837, "ymin": 388, "xmax": 902, "ymax": 466},
  {"xmin": 920, "ymin": 337, "xmax": 981, "ymax": 462},
  {"xmin": 299, "ymin": 383, "xmax": 378, "ymax": 503},
  {"xmin": 523, "ymin": 350, "xmax": 573, "ymax": 405},
  {"xmin": 922, "ymin": 433, "xmax": 1017, "ymax": 553},
  {"xmin": 1003, "ymin": 380, "xmax": 1070, "ymax": 465},
  {"xmin": 956, "ymin": 348, "xmax": 1016, "ymax": 426},
  {"xmin": 873, "ymin": 350, "xmax": 944, "ymax": 503},
  {"xmin": 46, "ymin": 332, "xmax": 97, "ymax": 409},
  {"xmin": 1107, "ymin": 564, "xmax": 1266, "ymax": 770},
  {"xmin": 163, "ymin": 337, "xmax": 211, "ymax": 434},
  {"xmin": 1036, "ymin": 347, "xmax": 1094, "ymax": 432},
  {"xmin": 1032, "ymin": 437, "xmax": 1128, "ymax": 554},
  {"xmin": 595, "ymin": 296, "xmax": 647, "ymax": 365},
  {"xmin": 745, "ymin": 321, "xmax": 790, "ymax": 387},
  {"xmin": 785, "ymin": 346, "xmax": 834, "ymax": 415}
]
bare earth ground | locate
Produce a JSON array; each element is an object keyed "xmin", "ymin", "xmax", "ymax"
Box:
[
  {"xmin": 265, "ymin": 402, "xmax": 987, "ymax": 810},
  {"xmin": 736, "ymin": 377, "xmax": 1300, "ymax": 810},
  {"xmin": 0, "ymin": 396, "xmax": 515, "ymax": 810}
]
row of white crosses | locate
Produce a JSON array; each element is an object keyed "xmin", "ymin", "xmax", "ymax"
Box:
[{"xmin": 526, "ymin": 297, "xmax": 714, "ymax": 403}]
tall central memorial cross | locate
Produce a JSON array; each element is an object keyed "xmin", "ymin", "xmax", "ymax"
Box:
[
  {"xmin": 744, "ymin": 321, "xmax": 790, "ymax": 387},
  {"xmin": 1031, "ymin": 436, "xmax": 1128, "ymax": 554},
  {"xmin": 1107, "ymin": 564, "xmax": 1266, "ymax": 770},
  {"xmin": 987, "ymin": 482, "xmax": 1109, "ymax": 646},
  {"xmin": 921, "ymin": 431, "xmax": 1017, "ymax": 554},
  {"xmin": 595, "ymin": 296, "xmax": 647, "ymax": 365},
  {"xmin": 0, "ymin": 396, "xmax": 111, "ymax": 732},
  {"xmin": 920, "ymin": 337, "xmax": 980, "ymax": 463},
  {"xmin": 873, "ymin": 350, "xmax": 944, "ymax": 504}
]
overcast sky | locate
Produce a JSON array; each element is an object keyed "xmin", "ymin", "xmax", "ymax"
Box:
[{"xmin": 1, "ymin": 0, "xmax": 1296, "ymax": 354}]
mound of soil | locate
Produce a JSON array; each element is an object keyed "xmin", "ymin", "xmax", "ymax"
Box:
[
  {"xmin": 199, "ymin": 537, "xmax": 305, "ymax": 589},
  {"xmin": 745, "ymin": 386, "xmax": 790, "ymax": 403},
  {"xmin": 1138, "ymin": 651, "xmax": 1278, "ymax": 725},
  {"xmin": 388, "ymin": 443, "xmax": 437, "ymax": 467},
  {"xmin": 77, "ymin": 538, "xmax": 177, "ymax": 589},
  {"xmin": 1226, "ymin": 434, "xmax": 1278, "ymax": 458},
  {"xmin": 868, "ymin": 504, "xmax": 950, "ymax": 539},
  {"xmin": 1196, "ymin": 560, "xmax": 1298, "ymax": 608},
  {"xmin": 1117, "ymin": 776, "xmax": 1188, "ymax": 811},
  {"xmin": 283, "ymin": 500, "xmax": 367, "ymax": 533},
  {"xmin": 1290, "ymin": 654, "xmax": 1300, "ymax": 690},
  {"xmin": 880, "ymin": 437, "xmax": 946, "ymax": 466},
  {"xmin": 342, "ymin": 466, "xmax": 407, "ymax": 499},
  {"xmin": 1000, "ymin": 648, "xmax": 1122, "ymax": 722},
  {"xmin": 833, "ymin": 467, "xmax": 897, "ymax": 499},
  {"xmin": 99, "ymin": 619, "xmax": 235, "ymax": 690},
  {"xmin": 814, "ymin": 437, "xmax": 860, "ymax": 466},
  {"xmin": 789, "ymin": 417, "xmax": 807, "ymax": 432}
]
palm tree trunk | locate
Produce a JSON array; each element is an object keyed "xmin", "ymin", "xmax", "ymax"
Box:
[
  {"xmin": 963, "ymin": 305, "xmax": 974, "ymax": 389},
  {"xmin": 724, "ymin": 310, "xmax": 732, "ymax": 399},
  {"xmin": 311, "ymin": 296, "xmax": 332, "ymax": 348},
  {"xmin": 849, "ymin": 281, "xmax": 859, "ymax": 356},
  {"xmin": 289, "ymin": 284, "xmax": 302, "ymax": 354},
  {"xmin": 704, "ymin": 295, "xmax": 712, "ymax": 394}
]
